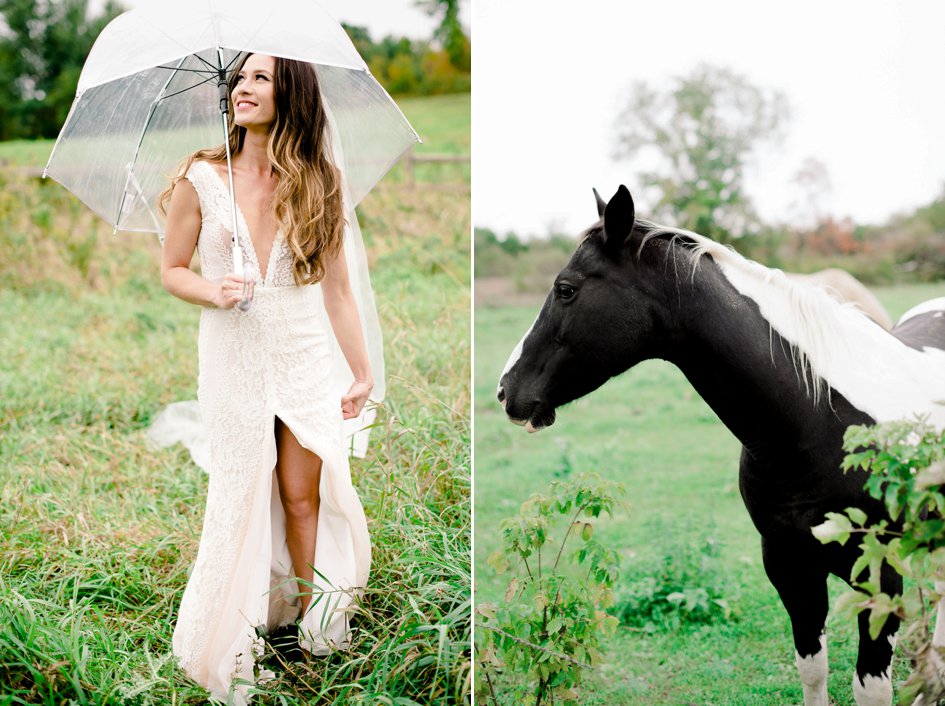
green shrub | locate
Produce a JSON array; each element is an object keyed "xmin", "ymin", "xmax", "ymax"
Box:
[
  {"xmin": 476, "ymin": 473, "xmax": 625, "ymax": 706},
  {"xmin": 813, "ymin": 417, "xmax": 945, "ymax": 704},
  {"xmin": 612, "ymin": 527, "xmax": 735, "ymax": 631}
]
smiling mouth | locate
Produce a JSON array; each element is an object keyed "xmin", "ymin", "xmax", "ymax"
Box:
[{"xmin": 236, "ymin": 101, "xmax": 257, "ymax": 109}]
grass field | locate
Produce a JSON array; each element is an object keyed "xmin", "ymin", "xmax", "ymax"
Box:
[
  {"xmin": 474, "ymin": 281, "xmax": 944, "ymax": 705},
  {"xmin": 0, "ymin": 93, "xmax": 470, "ymax": 704}
]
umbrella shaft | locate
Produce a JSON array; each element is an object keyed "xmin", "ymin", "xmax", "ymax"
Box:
[{"xmin": 215, "ymin": 48, "xmax": 243, "ymax": 279}]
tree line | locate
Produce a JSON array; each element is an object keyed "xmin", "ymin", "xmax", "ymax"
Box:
[
  {"xmin": 477, "ymin": 63, "xmax": 945, "ymax": 286},
  {"xmin": 0, "ymin": 0, "xmax": 470, "ymax": 142}
]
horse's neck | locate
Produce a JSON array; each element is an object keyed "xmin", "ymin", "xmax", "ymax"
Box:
[{"xmin": 664, "ymin": 256, "xmax": 861, "ymax": 459}]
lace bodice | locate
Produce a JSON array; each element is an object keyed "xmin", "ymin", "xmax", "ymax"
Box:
[{"xmin": 184, "ymin": 160, "xmax": 296, "ymax": 287}]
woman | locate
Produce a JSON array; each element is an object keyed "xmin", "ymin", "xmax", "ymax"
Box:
[{"xmin": 160, "ymin": 53, "xmax": 374, "ymax": 703}]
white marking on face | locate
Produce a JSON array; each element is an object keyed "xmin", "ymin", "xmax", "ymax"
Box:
[
  {"xmin": 525, "ymin": 421, "xmax": 542, "ymax": 433},
  {"xmin": 795, "ymin": 632, "xmax": 828, "ymax": 706},
  {"xmin": 500, "ymin": 313, "xmax": 539, "ymax": 389},
  {"xmin": 852, "ymin": 670, "xmax": 892, "ymax": 706}
]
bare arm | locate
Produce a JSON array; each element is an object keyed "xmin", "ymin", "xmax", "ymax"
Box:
[
  {"xmin": 161, "ymin": 177, "xmax": 248, "ymax": 309},
  {"xmin": 321, "ymin": 243, "xmax": 374, "ymax": 419}
]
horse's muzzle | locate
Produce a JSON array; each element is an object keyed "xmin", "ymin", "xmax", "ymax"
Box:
[{"xmin": 497, "ymin": 384, "xmax": 555, "ymax": 432}]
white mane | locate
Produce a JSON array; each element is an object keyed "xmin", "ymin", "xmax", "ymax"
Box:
[{"xmin": 637, "ymin": 220, "xmax": 945, "ymax": 426}]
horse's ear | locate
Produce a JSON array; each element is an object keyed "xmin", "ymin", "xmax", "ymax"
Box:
[
  {"xmin": 602, "ymin": 185, "xmax": 635, "ymax": 257},
  {"xmin": 593, "ymin": 187, "xmax": 606, "ymax": 217}
]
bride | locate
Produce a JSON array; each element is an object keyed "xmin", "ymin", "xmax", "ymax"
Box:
[{"xmin": 159, "ymin": 52, "xmax": 375, "ymax": 703}]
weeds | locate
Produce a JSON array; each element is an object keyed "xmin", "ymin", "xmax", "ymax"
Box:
[
  {"xmin": 612, "ymin": 523, "xmax": 735, "ymax": 632},
  {"xmin": 476, "ymin": 473, "xmax": 625, "ymax": 706}
]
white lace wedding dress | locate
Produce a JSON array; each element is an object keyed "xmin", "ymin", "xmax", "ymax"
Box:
[{"xmin": 169, "ymin": 160, "xmax": 371, "ymax": 704}]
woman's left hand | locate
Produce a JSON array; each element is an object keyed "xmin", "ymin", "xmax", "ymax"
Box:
[{"xmin": 341, "ymin": 379, "xmax": 374, "ymax": 419}]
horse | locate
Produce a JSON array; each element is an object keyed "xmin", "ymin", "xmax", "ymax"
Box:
[
  {"xmin": 497, "ymin": 185, "xmax": 945, "ymax": 706},
  {"xmin": 786, "ymin": 269, "xmax": 892, "ymax": 330}
]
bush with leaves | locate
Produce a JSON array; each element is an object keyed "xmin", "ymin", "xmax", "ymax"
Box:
[
  {"xmin": 612, "ymin": 530, "xmax": 735, "ymax": 632},
  {"xmin": 812, "ymin": 417, "xmax": 945, "ymax": 704},
  {"xmin": 475, "ymin": 473, "xmax": 626, "ymax": 706}
]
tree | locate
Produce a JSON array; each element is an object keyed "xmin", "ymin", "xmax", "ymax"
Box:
[
  {"xmin": 415, "ymin": 0, "xmax": 469, "ymax": 71},
  {"xmin": 790, "ymin": 157, "xmax": 832, "ymax": 231},
  {"xmin": 0, "ymin": 0, "xmax": 123, "ymax": 140},
  {"xmin": 612, "ymin": 64, "xmax": 788, "ymax": 244}
]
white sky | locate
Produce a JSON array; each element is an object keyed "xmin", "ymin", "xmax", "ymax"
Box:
[
  {"xmin": 473, "ymin": 0, "xmax": 945, "ymax": 238},
  {"xmin": 91, "ymin": 0, "xmax": 469, "ymax": 40}
]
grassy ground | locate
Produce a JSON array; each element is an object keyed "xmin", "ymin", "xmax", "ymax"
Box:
[
  {"xmin": 474, "ymin": 282, "xmax": 944, "ymax": 705},
  {"xmin": 0, "ymin": 94, "xmax": 470, "ymax": 704}
]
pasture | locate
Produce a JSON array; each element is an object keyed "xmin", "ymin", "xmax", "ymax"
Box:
[
  {"xmin": 475, "ymin": 281, "xmax": 943, "ymax": 705},
  {"xmin": 0, "ymin": 93, "xmax": 470, "ymax": 704}
]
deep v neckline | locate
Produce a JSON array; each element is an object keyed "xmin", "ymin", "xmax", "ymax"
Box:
[{"xmin": 204, "ymin": 162, "xmax": 281, "ymax": 285}]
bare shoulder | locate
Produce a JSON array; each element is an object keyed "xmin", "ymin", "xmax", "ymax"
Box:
[{"xmin": 168, "ymin": 175, "xmax": 200, "ymax": 214}]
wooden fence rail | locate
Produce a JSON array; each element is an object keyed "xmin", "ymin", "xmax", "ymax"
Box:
[
  {"xmin": 403, "ymin": 150, "xmax": 469, "ymax": 189},
  {"xmin": 7, "ymin": 151, "xmax": 472, "ymax": 188}
]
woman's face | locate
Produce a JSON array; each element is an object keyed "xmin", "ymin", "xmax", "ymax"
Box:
[{"xmin": 232, "ymin": 54, "xmax": 277, "ymax": 130}]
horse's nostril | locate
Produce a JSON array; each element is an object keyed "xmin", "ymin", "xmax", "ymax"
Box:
[{"xmin": 497, "ymin": 385, "xmax": 506, "ymax": 403}]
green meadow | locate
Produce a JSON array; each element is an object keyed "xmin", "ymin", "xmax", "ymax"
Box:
[
  {"xmin": 0, "ymin": 93, "xmax": 470, "ymax": 704},
  {"xmin": 475, "ymin": 282, "xmax": 943, "ymax": 705}
]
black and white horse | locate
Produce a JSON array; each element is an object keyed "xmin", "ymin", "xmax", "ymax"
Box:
[{"xmin": 497, "ymin": 185, "xmax": 945, "ymax": 706}]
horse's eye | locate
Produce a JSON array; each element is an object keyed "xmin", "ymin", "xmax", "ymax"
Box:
[{"xmin": 555, "ymin": 283, "xmax": 576, "ymax": 300}]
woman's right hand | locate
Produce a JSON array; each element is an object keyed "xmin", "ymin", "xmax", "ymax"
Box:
[{"xmin": 213, "ymin": 273, "xmax": 255, "ymax": 309}]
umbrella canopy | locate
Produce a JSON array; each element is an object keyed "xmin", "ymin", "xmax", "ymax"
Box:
[
  {"xmin": 43, "ymin": 0, "xmax": 418, "ymax": 456},
  {"xmin": 44, "ymin": 0, "xmax": 420, "ymax": 234}
]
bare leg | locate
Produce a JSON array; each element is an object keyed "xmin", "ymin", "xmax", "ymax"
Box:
[{"xmin": 274, "ymin": 416, "xmax": 323, "ymax": 620}]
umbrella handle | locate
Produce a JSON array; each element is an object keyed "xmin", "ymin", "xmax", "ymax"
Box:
[
  {"xmin": 231, "ymin": 244, "xmax": 253, "ymax": 312},
  {"xmin": 237, "ymin": 278, "xmax": 253, "ymax": 312}
]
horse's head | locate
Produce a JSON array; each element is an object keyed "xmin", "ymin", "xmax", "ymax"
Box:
[{"xmin": 498, "ymin": 185, "xmax": 676, "ymax": 432}]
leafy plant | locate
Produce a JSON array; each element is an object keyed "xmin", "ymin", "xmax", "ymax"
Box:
[
  {"xmin": 475, "ymin": 473, "xmax": 625, "ymax": 706},
  {"xmin": 812, "ymin": 416, "xmax": 945, "ymax": 704},
  {"xmin": 612, "ymin": 530, "xmax": 735, "ymax": 631}
]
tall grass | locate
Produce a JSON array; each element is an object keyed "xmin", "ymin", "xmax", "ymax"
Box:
[{"xmin": 0, "ymin": 94, "xmax": 469, "ymax": 705}]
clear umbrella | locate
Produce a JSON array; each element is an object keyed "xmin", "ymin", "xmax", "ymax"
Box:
[
  {"xmin": 44, "ymin": 0, "xmax": 419, "ymax": 453},
  {"xmin": 44, "ymin": 0, "xmax": 419, "ymax": 233}
]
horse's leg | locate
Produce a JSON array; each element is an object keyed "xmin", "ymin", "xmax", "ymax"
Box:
[
  {"xmin": 762, "ymin": 538, "xmax": 830, "ymax": 706},
  {"xmin": 851, "ymin": 562, "xmax": 901, "ymax": 706}
]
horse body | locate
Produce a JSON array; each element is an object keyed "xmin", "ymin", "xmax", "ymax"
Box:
[
  {"xmin": 497, "ymin": 186, "xmax": 945, "ymax": 706},
  {"xmin": 786, "ymin": 269, "xmax": 893, "ymax": 330}
]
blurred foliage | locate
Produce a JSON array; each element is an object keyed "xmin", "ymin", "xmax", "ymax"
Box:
[
  {"xmin": 474, "ymin": 227, "xmax": 574, "ymax": 295},
  {"xmin": 0, "ymin": 1, "xmax": 469, "ymax": 142},
  {"xmin": 475, "ymin": 183, "xmax": 945, "ymax": 291},
  {"xmin": 415, "ymin": 0, "xmax": 469, "ymax": 70},
  {"xmin": 344, "ymin": 21, "xmax": 470, "ymax": 98},
  {"xmin": 0, "ymin": 0, "xmax": 123, "ymax": 140},
  {"xmin": 613, "ymin": 63, "xmax": 788, "ymax": 245}
]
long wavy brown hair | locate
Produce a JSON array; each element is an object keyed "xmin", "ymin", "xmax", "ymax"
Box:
[{"xmin": 159, "ymin": 53, "xmax": 345, "ymax": 285}]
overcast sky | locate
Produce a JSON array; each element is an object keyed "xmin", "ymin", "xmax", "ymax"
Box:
[{"xmin": 473, "ymin": 0, "xmax": 945, "ymax": 238}]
